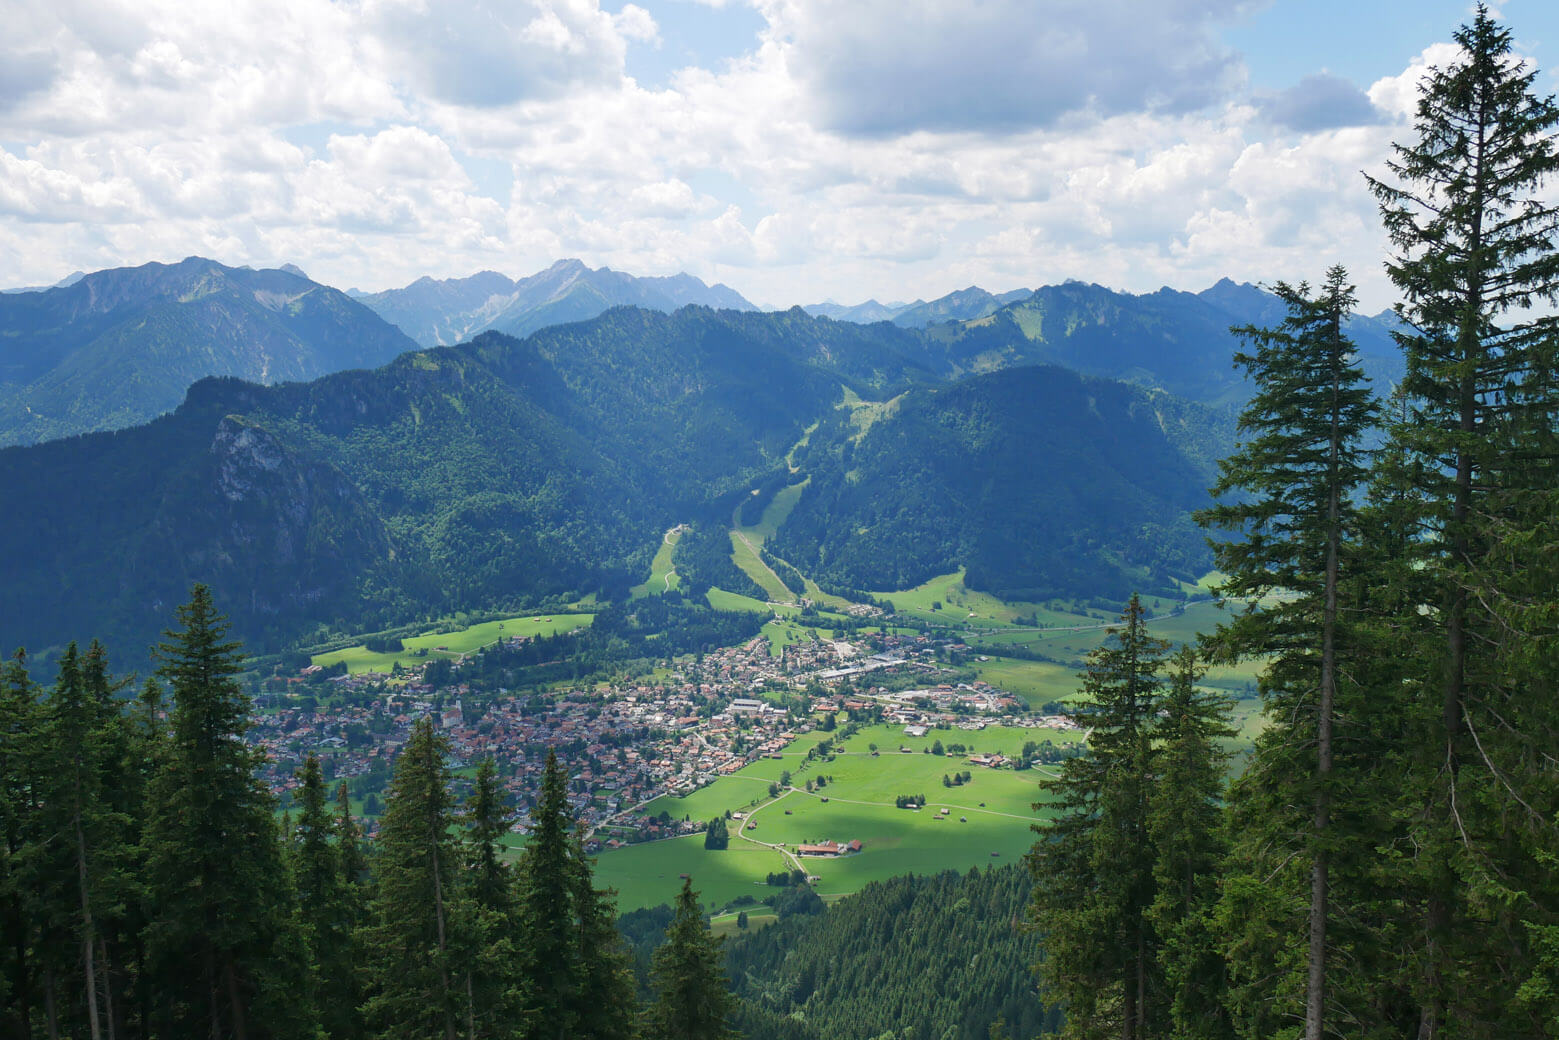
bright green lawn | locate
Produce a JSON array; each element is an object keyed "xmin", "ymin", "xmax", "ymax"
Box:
[
  {"xmin": 705, "ymin": 588, "xmax": 798, "ymax": 615},
  {"xmin": 969, "ymin": 657, "xmax": 1081, "ymax": 707},
  {"xmin": 729, "ymin": 529, "xmax": 794, "ymax": 603},
  {"xmin": 597, "ymin": 722, "xmax": 1079, "ymax": 911},
  {"xmin": 872, "ymin": 569, "xmax": 1093, "ymax": 630},
  {"xmin": 630, "ymin": 526, "xmax": 683, "ymax": 599},
  {"xmin": 312, "ymin": 613, "xmax": 594, "ymax": 674},
  {"xmin": 595, "ymin": 834, "xmax": 792, "ymax": 914}
]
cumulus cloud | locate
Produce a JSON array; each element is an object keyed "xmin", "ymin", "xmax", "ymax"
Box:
[
  {"xmin": 766, "ymin": 0, "xmax": 1250, "ymax": 136},
  {"xmin": 0, "ymin": 0, "xmax": 1459, "ymax": 313},
  {"xmin": 365, "ymin": 0, "xmax": 647, "ymax": 107},
  {"xmin": 1260, "ymin": 72, "xmax": 1385, "ymax": 132}
]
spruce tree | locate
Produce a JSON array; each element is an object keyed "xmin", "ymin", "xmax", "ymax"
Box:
[
  {"xmin": 1366, "ymin": 7, "xmax": 1559, "ymax": 1033},
  {"xmin": 461, "ymin": 757, "xmax": 525, "ymax": 1040},
  {"xmin": 645, "ymin": 877, "xmax": 734, "ymax": 1040},
  {"xmin": 1198, "ymin": 269, "xmax": 1378, "ymax": 1039},
  {"xmin": 516, "ymin": 749, "xmax": 579, "ymax": 1040},
  {"xmin": 294, "ymin": 755, "xmax": 362, "ymax": 1040},
  {"xmin": 336, "ymin": 781, "xmax": 369, "ymax": 890},
  {"xmin": 142, "ymin": 584, "xmax": 315, "ymax": 1040},
  {"xmin": 1145, "ymin": 647, "xmax": 1234, "ymax": 1040},
  {"xmin": 32, "ymin": 642, "xmax": 133, "ymax": 1040},
  {"xmin": 0, "ymin": 650, "xmax": 42, "ymax": 1039},
  {"xmin": 568, "ymin": 832, "xmax": 637, "ymax": 1040},
  {"xmin": 1028, "ymin": 595, "xmax": 1168, "ymax": 1040},
  {"xmin": 361, "ymin": 717, "xmax": 464, "ymax": 1040}
]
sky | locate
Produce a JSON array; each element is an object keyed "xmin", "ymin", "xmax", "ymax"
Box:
[{"xmin": 2, "ymin": 0, "xmax": 1557, "ymax": 311}]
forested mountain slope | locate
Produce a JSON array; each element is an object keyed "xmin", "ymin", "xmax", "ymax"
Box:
[
  {"xmin": 0, "ymin": 301, "xmax": 1234, "ymax": 661},
  {"xmin": 725, "ymin": 866, "xmax": 1057, "ymax": 1040},
  {"xmin": 0, "ymin": 257, "xmax": 417, "ymax": 445},
  {"xmin": 0, "ymin": 306, "xmax": 929, "ymax": 658},
  {"xmin": 860, "ymin": 278, "xmax": 1405, "ymax": 406},
  {"xmin": 772, "ymin": 365, "xmax": 1228, "ymax": 600}
]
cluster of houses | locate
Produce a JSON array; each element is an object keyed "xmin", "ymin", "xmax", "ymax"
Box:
[
  {"xmin": 251, "ymin": 628, "xmax": 1073, "ymax": 845},
  {"xmin": 796, "ymin": 839, "xmax": 864, "ymax": 857}
]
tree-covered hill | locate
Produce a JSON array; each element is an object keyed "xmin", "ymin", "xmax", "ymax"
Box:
[
  {"xmin": 0, "ymin": 306, "xmax": 932, "ymax": 660},
  {"xmin": 0, "ymin": 300, "xmax": 1238, "ymax": 662},
  {"xmin": 830, "ymin": 277, "xmax": 1405, "ymax": 407},
  {"xmin": 724, "ymin": 866, "xmax": 1058, "ymax": 1040},
  {"xmin": 0, "ymin": 257, "xmax": 418, "ymax": 446},
  {"xmin": 771, "ymin": 365, "xmax": 1230, "ymax": 601}
]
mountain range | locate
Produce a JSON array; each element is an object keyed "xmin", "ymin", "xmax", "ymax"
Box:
[
  {"xmin": 0, "ymin": 305, "xmax": 1226, "ymax": 661},
  {"xmin": 350, "ymin": 259, "xmax": 756, "ymax": 347},
  {"xmin": 0, "ymin": 257, "xmax": 416, "ymax": 446},
  {"xmin": 803, "ymin": 286, "xmax": 1032, "ymax": 327},
  {"xmin": 0, "ymin": 254, "xmax": 1405, "ymax": 450}
]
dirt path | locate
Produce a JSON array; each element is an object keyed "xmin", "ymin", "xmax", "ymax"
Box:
[
  {"xmin": 661, "ymin": 526, "xmax": 683, "ymax": 592},
  {"xmin": 733, "ymin": 788, "xmax": 806, "ymax": 873},
  {"xmin": 787, "ymin": 786, "xmax": 1036, "ymax": 823}
]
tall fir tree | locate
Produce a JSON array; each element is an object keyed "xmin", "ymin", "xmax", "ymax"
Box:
[
  {"xmin": 142, "ymin": 584, "xmax": 315, "ymax": 1040},
  {"xmin": 516, "ymin": 749, "xmax": 580, "ymax": 1040},
  {"xmin": 1028, "ymin": 595, "xmax": 1168, "ymax": 1040},
  {"xmin": 1145, "ymin": 647, "xmax": 1234, "ymax": 1040},
  {"xmin": 0, "ymin": 650, "xmax": 42, "ymax": 1039},
  {"xmin": 1366, "ymin": 7, "xmax": 1559, "ymax": 1034},
  {"xmin": 568, "ymin": 831, "xmax": 638, "ymax": 1040},
  {"xmin": 461, "ymin": 757, "xmax": 525, "ymax": 1040},
  {"xmin": 294, "ymin": 755, "xmax": 362, "ymax": 1040},
  {"xmin": 361, "ymin": 717, "xmax": 465, "ymax": 1040},
  {"xmin": 1198, "ymin": 269, "xmax": 1379, "ymax": 1039},
  {"xmin": 31, "ymin": 642, "xmax": 133, "ymax": 1040},
  {"xmin": 645, "ymin": 878, "xmax": 734, "ymax": 1040}
]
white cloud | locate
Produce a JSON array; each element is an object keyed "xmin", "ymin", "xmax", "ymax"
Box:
[
  {"xmin": 364, "ymin": 0, "xmax": 643, "ymax": 107},
  {"xmin": 762, "ymin": 0, "xmax": 1251, "ymax": 136},
  {"xmin": 0, "ymin": 0, "xmax": 1474, "ymax": 314}
]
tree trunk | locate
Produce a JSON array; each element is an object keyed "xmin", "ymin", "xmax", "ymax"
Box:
[
  {"xmin": 429, "ymin": 772, "xmax": 457, "ymax": 1040},
  {"xmin": 1307, "ymin": 339, "xmax": 1344, "ymax": 1040},
  {"xmin": 76, "ymin": 809, "xmax": 103, "ymax": 1040},
  {"xmin": 223, "ymin": 955, "xmax": 248, "ymax": 1040},
  {"xmin": 99, "ymin": 937, "xmax": 118, "ymax": 1040},
  {"xmin": 44, "ymin": 966, "xmax": 60, "ymax": 1040}
]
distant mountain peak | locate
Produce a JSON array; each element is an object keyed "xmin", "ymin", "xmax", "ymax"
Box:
[
  {"xmin": 0, "ymin": 256, "xmax": 416, "ymax": 446},
  {"xmin": 357, "ymin": 260, "xmax": 756, "ymax": 346}
]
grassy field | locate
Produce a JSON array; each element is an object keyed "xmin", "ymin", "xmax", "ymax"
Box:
[
  {"xmin": 969, "ymin": 656, "xmax": 1082, "ymax": 707},
  {"xmin": 872, "ymin": 569, "xmax": 1098, "ymax": 630},
  {"xmin": 728, "ymin": 481, "xmax": 810, "ymax": 604},
  {"xmin": 312, "ymin": 613, "xmax": 595, "ymax": 674},
  {"xmin": 705, "ymin": 588, "xmax": 799, "ymax": 615},
  {"xmin": 630, "ymin": 526, "xmax": 683, "ymax": 599},
  {"xmin": 595, "ymin": 722, "xmax": 1081, "ymax": 911},
  {"xmin": 729, "ymin": 529, "xmax": 794, "ymax": 603}
]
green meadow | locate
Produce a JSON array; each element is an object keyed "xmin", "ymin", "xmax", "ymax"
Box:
[
  {"xmin": 594, "ymin": 722, "xmax": 1081, "ymax": 911},
  {"xmin": 629, "ymin": 526, "xmax": 683, "ymax": 599},
  {"xmin": 312, "ymin": 613, "xmax": 595, "ymax": 674},
  {"xmin": 728, "ymin": 480, "xmax": 809, "ymax": 603}
]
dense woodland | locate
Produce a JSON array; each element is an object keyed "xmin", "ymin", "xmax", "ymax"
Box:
[
  {"xmin": 1030, "ymin": 11, "xmax": 1559, "ymax": 1038},
  {"xmin": 0, "ymin": 588, "xmax": 735, "ymax": 1040}
]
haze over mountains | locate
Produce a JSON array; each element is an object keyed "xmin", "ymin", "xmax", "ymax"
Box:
[
  {"xmin": 0, "ymin": 257, "xmax": 416, "ymax": 446},
  {"xmin": 350, "ymin": 258, "xmax": 757, "ymax": 347},
  {"xmin": 0, "ymin": 254, "xmax": 1408, "ymax": 660},
  {"xmin": 0, "ymin": 303, "xmax": 1229, "ymax": 662}
]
